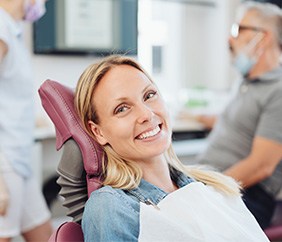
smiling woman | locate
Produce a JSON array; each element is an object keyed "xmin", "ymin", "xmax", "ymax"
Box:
[{"xmin": 74, "ymin": 55, "xmax": 269, "ymax": 242}]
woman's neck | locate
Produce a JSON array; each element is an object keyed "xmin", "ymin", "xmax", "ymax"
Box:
[{"xmin": 140, "ymin": 159, "xmax": 178, "ymax": 193}]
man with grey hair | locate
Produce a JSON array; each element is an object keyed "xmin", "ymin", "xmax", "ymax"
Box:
[{"xmin": 196, "ymin": 1, "xmax": 282, "ymax": 229}]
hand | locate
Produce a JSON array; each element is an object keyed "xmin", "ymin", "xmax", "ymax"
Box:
[
  {"xmin": 0, "ymin": 174, "xmax": 9, "ymax": 216},
  {"xmin": 195, "ymin": 114, "xmax": 217, "ymax": 130}
]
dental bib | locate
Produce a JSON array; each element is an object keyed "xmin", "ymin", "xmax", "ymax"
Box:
[{"xmin": 138, "ymin": 182, "xmax": 269, "ymax": 242}]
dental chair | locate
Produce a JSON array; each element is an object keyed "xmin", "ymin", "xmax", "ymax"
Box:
[
  {"xmin": 264, "ymin": 199, "xmax": 282, "ymax": 241},
  {"xmin": 39, "ymin": 79, "xmax": 104, "ymax": 242},
  {"xmin": 39, "ymin": 79, "xmax": 282, "ymax": 242}
]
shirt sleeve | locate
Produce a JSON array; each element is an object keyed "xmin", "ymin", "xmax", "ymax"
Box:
[
  {"xmin": 256, "ymin": 86, "xmax": 282, "ymax": 143},
  {"xmin": 82, "ymin": 188, "xmax": 139, "ymax": 242}
]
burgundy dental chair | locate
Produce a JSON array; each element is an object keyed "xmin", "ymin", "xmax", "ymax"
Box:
[
  {"xmin": 39, "ymin": 79, "xmax": 104, "ymax": 242},
  {"xmin": 264, "ymin": 200, "xmax": 282, "ymax": 241},
  {"xmin": 39, "ymin": 79, "xmax": 282, "ymax": 242}
]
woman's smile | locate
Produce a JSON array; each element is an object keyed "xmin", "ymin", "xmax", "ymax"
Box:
[{"xmin": 136, "ymin": 124, "xmax": 162, "ymax": 140}]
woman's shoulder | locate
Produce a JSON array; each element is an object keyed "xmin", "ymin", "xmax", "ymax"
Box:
[
  {"xmin": 90, "ymin": 185, "xmax": 121, "ymax": 196},
  {"xmin": 82, "ymin": 186, "xmax": 140, "ymax": 241},
  {"xmin": 87, "ymin": 186, "xmax": 125, "ymax": 204},
  {"xmin": 85, "ymin": 186, "xmax": 139, "ymax": 214}
]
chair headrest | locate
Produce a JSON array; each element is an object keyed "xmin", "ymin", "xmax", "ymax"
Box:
[{"xmin": 38, "ymin": 79, "xmax": 103, "ymax": 179}]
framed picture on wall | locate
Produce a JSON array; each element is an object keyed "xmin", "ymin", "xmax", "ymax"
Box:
[{"xmin": 33, "ymin": 0, "xmax": 138, "ymax": 56}]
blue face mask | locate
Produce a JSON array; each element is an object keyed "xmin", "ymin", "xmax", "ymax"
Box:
[
  {"xmin": 232, "ymin": 32, "xmax": 264, "ymax": 77},
  {"xmin": 233, "ymin": 52, "xmax": 256, "ymax": 77}
]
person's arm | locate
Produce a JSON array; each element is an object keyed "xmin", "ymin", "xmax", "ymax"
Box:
[
  {"xmin": 196, "ymin": 114, "xmax": 218, "ymax": 130},
  {"xmin": 0, "ymin": 39, "xmax": 8, "ymax": 63},
  {"xmin": 224, "ymin": 136, "xmax": 282, "ymax": 188},
  {"xmin": 0, "ymin": 40, "xmax": 9, "ymax": 216},
  {"xmin": 0, "ymin": 169, "xmax": 9, "ymax": 216},
  {"xmin": 225, "ymin": 86, "xmax": 282, "ymax": 188}
]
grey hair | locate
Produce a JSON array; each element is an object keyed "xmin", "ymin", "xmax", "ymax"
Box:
[{"xmin": 238, "ymin": 1, "xmax": 282, "ymax": 50}]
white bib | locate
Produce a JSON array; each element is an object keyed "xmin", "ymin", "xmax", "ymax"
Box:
[{"xmin": 138, "ymin": 182, "xmax": 269, "ymax": 242}]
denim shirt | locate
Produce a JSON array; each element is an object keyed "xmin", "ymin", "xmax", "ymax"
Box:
[{"xmin": 82, "ymin": 168, "xmax": 194, "ymax": 242}]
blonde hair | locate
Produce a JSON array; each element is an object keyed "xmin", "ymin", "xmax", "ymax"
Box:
[{"xmin": 75, "ymin": 55, "xmax": 241, "ymax": 196}]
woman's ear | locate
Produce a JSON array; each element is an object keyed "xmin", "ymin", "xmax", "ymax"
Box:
[{"xmin": 88, "ymin": 121, "xmax": 108, "ymax": 145}]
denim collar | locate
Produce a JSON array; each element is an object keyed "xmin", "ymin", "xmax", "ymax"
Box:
[{"xmin": 127, "ymin": 167, "xmax": 195, "ymax": 205}]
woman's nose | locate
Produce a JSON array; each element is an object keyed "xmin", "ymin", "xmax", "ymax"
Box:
[{"xmin": 136, "ymin": 103, "xmax": 154, "ymax": 124}]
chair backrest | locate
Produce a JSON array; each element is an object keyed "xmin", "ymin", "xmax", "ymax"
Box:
[
  {"xmin": 39, "ymin": 80, "xmax": 105, "ymax": 241},
  {"xmin": 39, "ymin": 79, "xmax": 104, "ymax": 195}
]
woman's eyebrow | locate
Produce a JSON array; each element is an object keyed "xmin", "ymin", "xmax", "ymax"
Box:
[
  {"xmin": 113, "ymin": 84, "xmax": 153, "ymax": 102},
  {"xmin": 142, "ymin": 84, "xmax": 153, "ymax": 93}
]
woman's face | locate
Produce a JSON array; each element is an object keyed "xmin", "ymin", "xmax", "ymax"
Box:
[{"xmin": 89, "ymin": 65, "xmax": 172, "ymax": 163}]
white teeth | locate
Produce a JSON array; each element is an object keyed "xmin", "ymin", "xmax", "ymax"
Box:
[{"xmin": 138, "ymin": 126, "xmax": 160, "ymax": 140}]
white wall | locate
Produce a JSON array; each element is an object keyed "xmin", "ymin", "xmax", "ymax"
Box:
[
  {"xmin": 23, "ymin": 24, "xmax": 102, "ymax": 123},
  {"xmin": 181, "ymin": 0, "xmax": 240, "ymax": 90},
  {"xmin": 138, "ymin": 0, "xmax": 185, "ymax": 106}
]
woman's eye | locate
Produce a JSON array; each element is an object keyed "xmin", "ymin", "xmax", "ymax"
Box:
[
  {"xmin": 144, "ymin": 91, "xmax": 157, "ymax": 101},
  {"xmin": 115, "ymin": 105, "xmax": 129, "ymax": 114}
]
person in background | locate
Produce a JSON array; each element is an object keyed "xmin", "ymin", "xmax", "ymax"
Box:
[
  {"xmin": 195, "ymin": 1, "xmax": 282, "ymax": 229},
  {"xmin": 0, "ymin": 0, "xmax": 52, "ymax": 241},
  {"xmin": 75, "ymin": 55, "xmax": 269, "ymax": 242}
]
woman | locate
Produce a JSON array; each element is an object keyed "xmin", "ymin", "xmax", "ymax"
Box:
[{"xmin": 75, "ymin": 55, "xmax": 269, "ymax": 242}]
